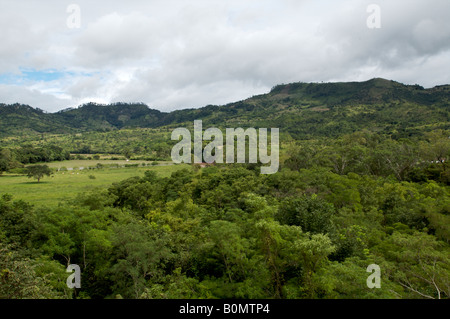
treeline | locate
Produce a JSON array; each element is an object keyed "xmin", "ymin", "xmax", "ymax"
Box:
[
  {"xmin": 0, "ymin": 145, "xmax": 70, "ymax": 173},
  {"xmin": 1, "ymin": 163, "xmax": 449, "ymax": 299},
  {"xmin": 284, "ymin": 130, "xmax": 450, "ymax": 185},
  {"xmin": 5, "ymin": 128, "xmax": 174, "ymax": 161}
]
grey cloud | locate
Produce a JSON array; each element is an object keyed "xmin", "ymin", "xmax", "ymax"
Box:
[
  {"xmin": 0, "ymin": 0, "xmax": 449, "ymax": 112},
  {"xmin": 73, "ymin": 12, "xmax": 160, "ymax": 68},
  {"xmin": 66, "ymin": 73, "xmax": 105, "ymax": 99},
  {"xmin": 316, "ymin": 0, "xmax": 450, "ymax": 82},
  {"xmin": 0, "ymin": 84, "xmax": 68, "ymax": 112}
]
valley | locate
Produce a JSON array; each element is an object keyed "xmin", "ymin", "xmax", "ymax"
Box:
[{"xmin": 0, "ymin": 78, "xmax": 448, "ymax": 300}]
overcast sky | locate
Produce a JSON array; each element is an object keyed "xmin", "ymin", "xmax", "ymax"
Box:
[{"xmin": 0, "ymin": 0, "xmax": 449, "ymax": 113}]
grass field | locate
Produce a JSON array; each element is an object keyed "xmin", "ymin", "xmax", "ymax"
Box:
[{"xmin": 0, "ymin": 162, "xmax": 190, "ymax": 208}]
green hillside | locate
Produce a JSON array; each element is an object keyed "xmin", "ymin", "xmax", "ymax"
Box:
[{"xmin": 1, "ymin": 78, "xmax": 449, "ymax": 140}]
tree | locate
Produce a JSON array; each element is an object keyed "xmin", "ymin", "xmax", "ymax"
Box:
[
  {"xmin": 110, "ymin": 221, "xmax": 173, "ymax": 298},
  {"xmin": 0, "ymin": 148, "xmax": 12, "ymax": 174},
  {"xmin": 314, "ymin": 256, "xmax": 402, "ymax": 299},
  {"xmin": 123, "ymin": 148, "xmax": 133, "ymax": 159},
  {"xmin": 0, "ymin": 194, "xmax": 36, "ymax": 246},
  {"xmin": 26, "ymin": 165, "xmax": 52, "ymax": 182},
  {"xmin": 381, "ymin": 231, "xmax": 450, "ymax": 299},
  {"xmin": 276, "ymin": 194, "xmax": 335, "ymax": 234},
  {"xmin": 0, "ymin": 158, "xmax": 8, "ymax": 175},
  {"xmin": 206, "ymin": 220, "xmax": 249, "ymax": 284},
  {"xmin": 0, "ymin": 243, "xmax": 62, "ymax": 299},
  {"xmin": 294, "ymin": 233, "xmax": 336, "ymax": 298}
]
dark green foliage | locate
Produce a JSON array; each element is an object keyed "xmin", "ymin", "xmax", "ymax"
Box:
[
  {"xmin": 0, "ymin": 194, "xmax": 35, "ymax": 246},
  {"xmin": 276, "ymin": 195, "xmax": 335, "ymax": 234},
  {"xmin": 0, "ymin": 243, "xmax": 63, "ymax": 299}
]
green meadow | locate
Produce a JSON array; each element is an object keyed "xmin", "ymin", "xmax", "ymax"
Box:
[{"xmin": 0, "ymin": 161, "xmax": 189, "ymax": 207}]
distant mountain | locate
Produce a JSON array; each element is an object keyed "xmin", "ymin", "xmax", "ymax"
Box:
[
  {"xmin": 0, "ymin": 78, "xmax": 449, "ymax": 139},
  {"xmin": 56, "ymin": 102, "xmax": 164, "ymax": 130},
  {"xmin": 0, "ymin": 103, "xmax": 72, "ymax": 136},
  {"xmin": 152, "ymin": 78, "xmax": 450, "ymax": 138}
]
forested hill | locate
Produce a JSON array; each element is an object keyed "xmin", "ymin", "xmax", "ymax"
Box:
[{"xmin": 1, "ymin": 78, "xmax": 449, "ymax": 139}]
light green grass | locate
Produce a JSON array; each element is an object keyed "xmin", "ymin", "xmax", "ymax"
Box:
[{"xmin": 0, "ymin": 163, "xmax": 190, "ymax": 208}]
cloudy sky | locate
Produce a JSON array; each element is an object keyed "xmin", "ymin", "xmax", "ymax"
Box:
[{"xmin": 0, "ymin": 0, "xmax": 449, "ymax": 113}]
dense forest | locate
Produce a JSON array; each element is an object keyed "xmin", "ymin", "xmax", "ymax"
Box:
[{"xmin": 0, "ymin": 78, "xmax": 449, "ymax": 299}]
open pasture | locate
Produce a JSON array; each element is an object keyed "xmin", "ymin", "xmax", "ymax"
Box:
[{"xmin": 0, "ymin": 162, "xmax": 188, "ymax": 207}]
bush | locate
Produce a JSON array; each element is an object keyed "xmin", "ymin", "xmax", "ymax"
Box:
[{"xmin": 8, "ymin": 168, "xmax": 27, "ymax": 175}]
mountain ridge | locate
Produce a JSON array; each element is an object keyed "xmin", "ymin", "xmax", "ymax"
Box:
[{"xmin": 1, "ymin": 78, "xmax": 449, "ymax": 139}]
